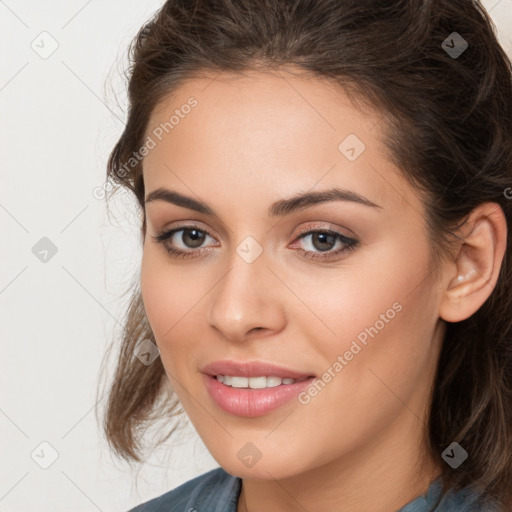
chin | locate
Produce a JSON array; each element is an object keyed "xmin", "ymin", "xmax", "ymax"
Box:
[{"xmin": 213, "ymin": 451, "xmax": 303, "ymax": 481}]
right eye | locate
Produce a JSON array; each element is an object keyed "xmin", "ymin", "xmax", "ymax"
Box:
[{"xmin": 152, "ymin": 225, "xmax": 218, "ymax": 259}]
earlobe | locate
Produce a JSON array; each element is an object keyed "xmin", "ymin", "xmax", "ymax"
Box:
[{"xmin": 439, "ymin": 202, "xmax": 507, "ymax": 323}]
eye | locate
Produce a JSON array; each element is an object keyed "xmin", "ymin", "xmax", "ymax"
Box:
[
  {"xmin": 151, "ymin": 224, "xmax": 359, "ymax": 261},
  {"xmin": 292, "ymin": 228, "xmax": 359, "ymax": 261},
  {"xmin": 152, "ymin": 225, "xmax": 217, "ymax": 259}
]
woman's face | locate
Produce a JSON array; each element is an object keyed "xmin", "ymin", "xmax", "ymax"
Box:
[{"xmin": 140, "ymin": 69, "xmax": 445, "ymax": 481}]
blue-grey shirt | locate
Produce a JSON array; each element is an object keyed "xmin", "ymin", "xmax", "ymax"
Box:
[{"xmin": 127, "ymin": 467, "xmax": 501, "ymax": 512}]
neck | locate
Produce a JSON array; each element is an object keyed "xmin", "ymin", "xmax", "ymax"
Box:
[{"xmin": 237, "ymin": 412, "xmax": 441, "ymax": 512}]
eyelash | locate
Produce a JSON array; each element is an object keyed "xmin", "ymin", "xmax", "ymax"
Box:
[{"xmin": 151, "ymin": 224, "xmax": 359, "ymax": 261}]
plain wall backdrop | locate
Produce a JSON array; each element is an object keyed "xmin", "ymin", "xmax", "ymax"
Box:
[{"xmin": 1, "ymin": 1, "xmax": 511, "ymax": 510}]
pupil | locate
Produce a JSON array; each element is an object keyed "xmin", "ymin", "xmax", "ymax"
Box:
[
  {"xmin": 313, "ymin": 232, "xmax": 335, "ymax": 251},
  {"xmin": 184, "ymin": 229, "xmax": 205, "ymax": 248}
]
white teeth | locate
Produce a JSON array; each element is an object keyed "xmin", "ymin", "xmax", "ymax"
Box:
[
  {"xmin": 266, "ymin": 376, "xmax": 282, "ymax": 387},
  {"xmin": 231, "ymin": 376, "xmax": 248, "ymax": 388},
  {"xmin": 248, "ymin": 376, "xmax": 267, "ymax": 389},
  {"xmin": 215, "ymin": 375, "xmax": 305, "ymax": 388}
]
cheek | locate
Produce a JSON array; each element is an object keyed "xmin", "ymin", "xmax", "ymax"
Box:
[
  {"xmin": 280, "ymin": 247, "xmax": 440, "ymax": 460},
  {"xmin": 140, "ymin": 251, "xmax": 169, "ymax": 333},
  {"xmin": 140, "ymin": 250, "xmax": 188, "ymax": 352},
  {"xmin": 140, "ymin": 247, "xmax": 212, "ymax": 375},
  {"xmin": 293, "ymin": 235, "xmax": 438, "ymax": 381}
]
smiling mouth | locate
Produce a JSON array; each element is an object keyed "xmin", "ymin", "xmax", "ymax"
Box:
[{"xmin": 214, "ymin": 375, "xmax": 311, "ymax": 389}]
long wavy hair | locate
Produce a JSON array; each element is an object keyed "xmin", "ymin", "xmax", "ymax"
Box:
[{"xmin": 96, "ymin": 0, "xmax": 512, "ymax": 509}]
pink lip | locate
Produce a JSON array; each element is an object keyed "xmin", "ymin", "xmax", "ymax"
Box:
[
  {"xmin": 201, "ymin": 360, "xmax": 316, "ymax": 417},
  {"xmin": 201, "ymin": 360, "xmax": 314, "ymax": 379}
]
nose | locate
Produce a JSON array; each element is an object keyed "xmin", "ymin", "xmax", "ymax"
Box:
[{"xmin": 207, "ymin": 247, "xmax": 287, "ymax": 343}]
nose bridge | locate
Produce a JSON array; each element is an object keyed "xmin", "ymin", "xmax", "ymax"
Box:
[{"xmin": 207, "ymin": 239, "xmax": 285, "ymax": 340}]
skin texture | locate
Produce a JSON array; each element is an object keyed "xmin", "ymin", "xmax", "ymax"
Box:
[{"xmin": 139, "ymin": 68, "xmax": 507, "ymax": 512}]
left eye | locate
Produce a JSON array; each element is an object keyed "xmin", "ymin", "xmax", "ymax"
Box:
[
  {"xmin": 152, "ymin": 226, "xmax": 359, "ymax": 260},
  {"xmin": 291, "ymin": 229, "xmax": 359, "ymax": 260},
  {"xmin": 298, "ymin": 231, "xmax": 344, "ymax": 252}
]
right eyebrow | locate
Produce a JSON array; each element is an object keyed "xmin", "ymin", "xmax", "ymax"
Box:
[{"xmin": 145, "ymin": 188, "xmax": 213, "ymax": 215}]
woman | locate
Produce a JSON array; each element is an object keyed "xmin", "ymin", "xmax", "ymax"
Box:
[{"xmin": 98, "ymin": 0, "xmax": 512, "ymax": 510}]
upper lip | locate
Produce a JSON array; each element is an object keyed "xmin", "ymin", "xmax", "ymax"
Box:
[{"xmin": 201, "ymin": 360, "xmax": 315, "ymax": 379}]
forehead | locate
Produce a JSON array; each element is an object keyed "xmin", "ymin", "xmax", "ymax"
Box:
[
  {"xmin": 142, "ymin": 69, "xmax": 422, "ymax": 217},
  {"xmin": 145, "ymin": 68, "xmax": 378, "ymax": 151}
]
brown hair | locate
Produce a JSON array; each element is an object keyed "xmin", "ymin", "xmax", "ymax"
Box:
[{"xmin": 97, "ymin": 0, "xmax": 512, "ymax": 508}]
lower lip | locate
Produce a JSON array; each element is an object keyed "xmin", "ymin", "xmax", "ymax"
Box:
[{"xmin": 203, "ymin": 374, "xmax": 315, "ymax": 417}]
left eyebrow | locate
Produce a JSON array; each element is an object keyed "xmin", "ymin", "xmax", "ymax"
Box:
[
  {"xmin": 144, "ymin": 187, "xmax": 382, "ymax": 216},
  {"xmin": 269, "ymin": 188, "xmax": 382, "ymax": 216}
]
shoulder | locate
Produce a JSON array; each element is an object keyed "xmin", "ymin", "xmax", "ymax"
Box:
[
  {"xmin": 127, "ymin": 467, "xmax": 242, "ymax": 512},
  {"xmin": 399, "ymin": 477, "xmax": 503, "ymax": 512}
]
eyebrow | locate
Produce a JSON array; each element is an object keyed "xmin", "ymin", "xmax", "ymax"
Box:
[{"xmin": 145, "ymin": 187, "xmax": 382, "ymax": 216}]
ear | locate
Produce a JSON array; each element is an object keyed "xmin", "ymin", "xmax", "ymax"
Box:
[{"xmin": 439, "ymin": 202, "xmax": 507, "ymax": 323}]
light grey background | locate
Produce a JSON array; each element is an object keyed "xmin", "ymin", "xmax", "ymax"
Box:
[{"xmin": 1, "ymin": 1, "xmax": 511, "ymax": 510}]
